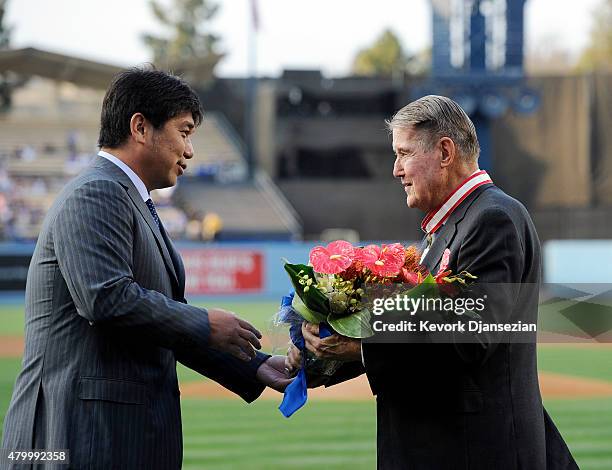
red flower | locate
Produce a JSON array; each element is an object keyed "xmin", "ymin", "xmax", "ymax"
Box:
[
  {"xmin": 356, "ymin": 243, "xmax": 405, "ymax": 277},
  {"xmin": 438, "ymin": 249, "xmax": 451, "ymax": 274},
  {"xmin": 339, "ymin": 259, "xmax": 366, "ymax": 281},
  {"xmin": 435, "ymin": 249, "xmax": 452, "ymax": 283},
  {"xmin": 399, "ymin": 268, "xmax": 423, "ymax": 285},
  {"xmin": 435, "ymin": 270, "xmax": 452, "ymax": 284},
  {"xmin": 402, "ymin": 245, "xmax": 421, "ymax": 272},
  {"xmin": 309, "ymin": 240, "xmax": 355, "ymax": 274}
]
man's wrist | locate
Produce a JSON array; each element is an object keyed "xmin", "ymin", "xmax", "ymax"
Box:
[{"xmin": 253, "ymin": 351, "xmax": 271, "ymax": 372}]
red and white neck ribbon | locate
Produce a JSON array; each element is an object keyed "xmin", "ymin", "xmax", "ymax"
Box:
[{"xmin": 421, "ymin": 170, "xmax": 493, "ymax": 236}]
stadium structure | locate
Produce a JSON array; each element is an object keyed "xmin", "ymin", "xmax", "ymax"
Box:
[{"xmin": 0, "ymin": 46, "xmax": 611, "ymax": 245}]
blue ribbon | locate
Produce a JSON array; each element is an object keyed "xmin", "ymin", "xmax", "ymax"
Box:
[
  {"xmin": 279, "ymin": 291, "xmax": 332, "ymax": 418},
  {"xmin": 280, "ymin": 291, "xmax": 294, "ymax": 309}
]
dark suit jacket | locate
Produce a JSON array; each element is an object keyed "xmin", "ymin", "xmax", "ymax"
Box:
[
  {"xmin": 331, "ymin": 184, "xmax": 577, "ymax": 469},
  {"xmin": 1, "ymin": 156, "xmax": 268, "ymax": 470}
]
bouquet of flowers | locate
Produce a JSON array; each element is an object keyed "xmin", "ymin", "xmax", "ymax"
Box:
[
  {"xmin": 278, "ymin": 240, "xmax": 475, "ymax": 339},
  {"xmin": 276, "ymin": 239, "xmax": 477, "ymax": 417}
]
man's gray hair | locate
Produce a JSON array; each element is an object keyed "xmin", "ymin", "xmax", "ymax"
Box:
[{"xmin": 386, "ymin": 95, "xmax": 480, "ymax": 161}]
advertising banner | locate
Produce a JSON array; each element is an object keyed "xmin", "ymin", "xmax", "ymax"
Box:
[{"xmin": 181, "ymin": 248, "xmax": 264, "ymax": 294}]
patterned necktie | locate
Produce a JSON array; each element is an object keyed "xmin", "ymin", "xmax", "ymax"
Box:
[
  {"xmin": 426, "ymin": 233, "xmax": 434, "ymax": 248},
  {"xmin": 145, "ymin": 199, "xmax": 161, "ymax": 229}
]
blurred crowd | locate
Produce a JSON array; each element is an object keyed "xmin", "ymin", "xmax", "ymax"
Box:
[
  {"xmin": 0, "ymin": 148, "xmax": 223, "ymax": 242},
  {"xmin": 0, "ymin": 161, "xmax": 54, "ymax": 241},
  {"xmin": 153, "ymin": 187, "xmax": 223, "ymax": 242}
]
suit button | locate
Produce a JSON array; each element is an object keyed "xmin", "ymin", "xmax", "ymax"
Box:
[{"xmin": 88, "ymin": 321, "xmax": 94, "ymax": 326}]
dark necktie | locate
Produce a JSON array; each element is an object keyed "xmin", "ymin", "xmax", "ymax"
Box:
[
  {"xmin": 145, "ymin": 198, "xmax": 161, "ymax": 229},
  {"xmin": 145, "ymin": 198, "xmax": 180, "ymax": 282}
]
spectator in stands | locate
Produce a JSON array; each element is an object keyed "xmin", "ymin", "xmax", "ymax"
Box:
[
  {"xmin": 0, "ymin": 194, "xmax": 10, "ymax": 239},
  {"xmin": 20, "ymin": 145, "xmax": 36, "ymax": 162},
  {"xmin": 67, "ymin": 130, "xmax": 78, "ymax": 160},
  {"xmin": 202, "ymin": 211, "xmax": 223, "ymax": 241},
  {"xmin": 0, "ymin": 166, "xmax": 11, "ymax": 192}
]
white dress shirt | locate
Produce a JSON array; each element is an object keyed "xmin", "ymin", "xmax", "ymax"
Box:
[{"xmin": 98, "ymin": 150, "xmax": 149, "ymax": 202}]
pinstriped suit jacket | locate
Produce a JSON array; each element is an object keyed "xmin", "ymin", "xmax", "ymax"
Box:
[{"xmin": 1, "ymin": 156, "xmax": 268, "ymax": 469}]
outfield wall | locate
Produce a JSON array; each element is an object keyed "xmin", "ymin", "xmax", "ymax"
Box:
[{"xmin": 0, "ymin": 241, "xmax": 610, "ymax": 301}]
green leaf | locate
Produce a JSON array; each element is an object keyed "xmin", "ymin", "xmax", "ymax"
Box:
[
  {"xmin": 292, "ymin": 294, "xmax": 327, "ymax": 324},
  {"xmin": 402, "ymin": 274, "xmax": 439, "ymax": 299},
  {"xmin": 284, "ymin": 262, "xmax": 330, "ymax": 315},
  {"xmin": 327, "ymin": 308, "xmax": 373, "ymax": 338}
]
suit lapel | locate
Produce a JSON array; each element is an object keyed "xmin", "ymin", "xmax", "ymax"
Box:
[
  {"xmin": 91, "ymin": 156, "xmax": 180, "ymax": 291},
  {"xmin": 421, "ymin": 184, "xmax": 494, "ymax": 273},
  {"xmin": 159, "ymin": 223, "xmax": 186, "ymax": 300},
  {"xmin": 124, "ymin": 190, "xmax": 180, "ymax": 287},
  {"xmin": 421, "ymin": 222, "xmax": 457, "ymax": 273}
]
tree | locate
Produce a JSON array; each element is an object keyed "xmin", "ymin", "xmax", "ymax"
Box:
[
  {"xmin": 142, "ymin": 0, "xmax": 222, "ymax": 81},
  {"xmin": 525, "ymin": 33, "xmax": 574, "ymax": 75},
  {"xmin": 576, "ymin": 0, "xmax": 612, "ymax": 72},
  {"xmin": 0, "ymin": 0, "xmax": 10, "ymax": 51},
  {"xmin": 351, "ymin": 29, "xmax": 412, "ymax": 77},
  {"xmin": 0, "ymin": 0, "xmax": 27, "ymax": 112}
]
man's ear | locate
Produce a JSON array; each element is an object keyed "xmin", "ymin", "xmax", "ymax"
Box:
[
  {"xmin": 439, "ymin": 137, "xmax": 456, "ymax": 168},
  {"xmin": 129, "ymin": 113, "xmax": 148, "ymax": 144}
]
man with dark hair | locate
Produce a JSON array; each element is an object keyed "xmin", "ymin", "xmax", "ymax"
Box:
[
  {"xmin": 288, "ymin": 96, "xmax": 577, "ymax": 469},
  {"xmin": 1, "ymin": 67, "xmax": 290, "ymax": 470}
]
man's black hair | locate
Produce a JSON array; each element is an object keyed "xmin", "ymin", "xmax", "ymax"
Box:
[{"xmin": 98, "ymin": 66, "xmax": 204, "ymax": 148}]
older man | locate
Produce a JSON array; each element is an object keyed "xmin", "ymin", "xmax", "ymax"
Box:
[{"xmin": 290, "ymin": 96, "xmax": 577, "ymax": 469}]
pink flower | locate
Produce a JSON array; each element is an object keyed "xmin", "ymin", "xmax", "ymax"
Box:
[
  {"xmin": 435, "ymin": 249, "xmax": 452, "ymax": 283},
  {"xmin": 399, "ymin": 268, "xmax": 423, "ymax": 285},
  {"xmin": 437, "ymin": 249, "xmax": 451, "ymax": 275},
  {"xmin": 309, "ymin": 240, "xmax": 355, "ymax": 274},
  {"xmin": 356, "ymin": 243, "xmax": 405, "ymax": 277}
]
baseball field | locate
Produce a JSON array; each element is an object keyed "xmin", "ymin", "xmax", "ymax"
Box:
[{"xmin": 0, "ymin": 300, "xmax": 610, "ymax": 469}]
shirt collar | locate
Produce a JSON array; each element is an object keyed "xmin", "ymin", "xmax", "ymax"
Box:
[
  {"xmin": 98, "ymin": 150, "xmax": 150, "ymax": 202},
  {"xmin": 421, "ymin": 169, "xmax": 493, "ymax": 235}
]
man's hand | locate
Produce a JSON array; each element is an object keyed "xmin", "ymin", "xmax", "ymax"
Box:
[
  {"xmin": 285, "ymin": 343, "xmax": 302, "ymax": 377},
  {"xmin": 284, "ymin": 344, "xmax": 326, "ymax": 388},
  {"xmin": 207, "ymin": 308, "xmax": 262, "ymax": 361},
  {"xmin": 256, "ymin": 355, "xmax": 294, "ymax": 392},
  {"xmin": 302, "ymin": 322, "xmax": 362, "ymax": 361}
]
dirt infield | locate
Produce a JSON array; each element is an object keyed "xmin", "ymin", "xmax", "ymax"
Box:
[
  {"xmin": 2, "ymin": 336, "xmax": 611, "ymax": 400},
  {"xmin": 180, "ymin": 374, "xmax": 374, "ymax": 401},
  {"xmin": 0, "ymin": 337, "xmax": 23, "ymax": 358},
  {"xmin": 178, "ymin": 372, "xmax": 612, "ymax": 401},
  {"xmin": 540, "ymin": 372, "xmax": 612, "ymax": 398}
]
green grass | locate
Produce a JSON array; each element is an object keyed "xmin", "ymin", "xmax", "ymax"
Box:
[
  {"xmin": 0, "ymin": 356, "xmax": 376, "ymax": 469},
  {"xmin": 180, "ymin": 399, "xmax": 376, "ymax": 470},
  {"xmin": 0, "ymin": 305, "xmax": 27, "ymax": 336},
  {"xmin": 191, "ymin": 300, "xmax": 280, "ymax": 332},
  {"xmin": 0, "ymin": 358, "xmax": 21, "ymax": 429},
  {"xmin": 538, "ymin": 346, "xmax": 612, "ymax": 382},
  {"xmin": 1, "ymin": 301, "xmax": 612, "ymax": 468},
  {"xmin": 0, "ymin": 300, "xmax": 287, "ymax": 385},
  {"xmin": 545, "ymin": 399, "xmax": 612, "ymax": 469},
  {"xmin": 0, "ymin": 300, "xmax": 280, "ymax": 337}
]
